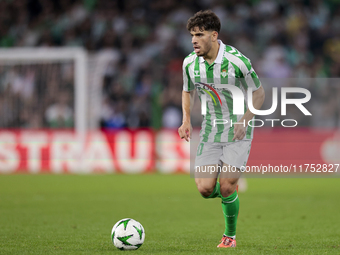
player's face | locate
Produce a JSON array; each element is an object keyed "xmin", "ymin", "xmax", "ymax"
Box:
[{"xmin": 190, "ymin": 27, "xmax": 214, "ymax": 57}]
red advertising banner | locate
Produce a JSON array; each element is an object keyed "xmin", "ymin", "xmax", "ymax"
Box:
[
  {"xmin": 249, "ymin": 128, "xmax": 340, "ymax": 166},
  {"xmin": 0, "ymin": 129, "xmax": 339, "ymax": 174}
]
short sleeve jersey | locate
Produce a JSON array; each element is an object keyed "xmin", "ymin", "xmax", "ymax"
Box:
[{"xmin": 182, "ymin": 40, "xmax": 262, "ymax": 143}]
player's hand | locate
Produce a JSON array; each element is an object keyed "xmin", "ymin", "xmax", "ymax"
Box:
[
  {"xmin": 232, "ymin": 122, "xmax": 247, "ymax": 141},
  {"xmin": 178, "ymin": 122, "xmax": 192, "ymax": 142}
]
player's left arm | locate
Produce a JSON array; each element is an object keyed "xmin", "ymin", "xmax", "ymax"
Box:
[{"xmin": 233, "ymin": 65, "xmax": 265, "ymax": 141}]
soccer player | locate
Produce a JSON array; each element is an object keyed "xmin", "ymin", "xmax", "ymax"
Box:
[{"xmin": 178, "ymin": 10, "xmax": 265, "ymax": 248}]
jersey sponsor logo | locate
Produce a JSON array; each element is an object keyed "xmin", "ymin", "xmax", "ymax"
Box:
[
  {"xmin": 196, "ymin": 83, "xmax": 312, "ymax": 118},
  {"xmin": 198, "ymin": 86, "xmax": 312, "ymax": 131},
  {"xmin": 195, "ymin": 82, "xmax": 244, "ymax": 115},
  {"xmin": 195, "ymin": 82, "xmax": 222, "ymax": 106},
  {"xmin": 194, "ymin": 70, "xmax": 200, "ymax": 77}
]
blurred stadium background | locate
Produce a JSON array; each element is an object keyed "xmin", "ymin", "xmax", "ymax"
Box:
[
  {"xmin": 0, "ymin": 0, "xmax": 339, "ymax": 173},
  {"xmin": 1, "ymin": 1, "xmax": 340, "ymax": 254}
]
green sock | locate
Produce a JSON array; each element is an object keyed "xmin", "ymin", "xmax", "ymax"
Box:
[
  {"xmin": 201, "ymin": 182, "xmax": 221, "ymax": 199},
  {"xmin": 221, "ymin": 190, "xmax": 239, "ymax": 237}
]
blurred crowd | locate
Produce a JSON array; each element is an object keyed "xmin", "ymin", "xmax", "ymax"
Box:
[
  {"xmin": 1, "ymin": 0, "xmax": 340, "ymax": 129},
  {"xmin": 0, "ymin": 63, "xmax": 74, "ymax": 128}
]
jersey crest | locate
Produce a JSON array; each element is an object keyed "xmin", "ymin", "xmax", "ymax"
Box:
[{"xmin": 221, "ymin": 69, "xmax": 227, "ymax": 78}]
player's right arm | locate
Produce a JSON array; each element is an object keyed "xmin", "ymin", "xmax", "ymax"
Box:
[
  {"xmin": 178, "ymin": 90, "xmax": 194, "ymax": 142},
  {"xmin": 178, "ymin": 57, "xmax": 195, "ymax": 142}
]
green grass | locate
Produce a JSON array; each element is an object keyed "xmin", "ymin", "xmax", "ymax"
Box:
[{"xmin": 0, "ymin": 175, "xmax": 340, "ymax": 254}]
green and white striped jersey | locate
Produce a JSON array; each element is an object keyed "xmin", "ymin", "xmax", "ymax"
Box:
[{"xmin": 183, "ymin": 40, "xmax": 261, "ymax": 143}]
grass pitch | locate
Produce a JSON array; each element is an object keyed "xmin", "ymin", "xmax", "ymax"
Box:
[{"xmin": 0, "ymin": 174, "xmax": 339, "ymax": 254}]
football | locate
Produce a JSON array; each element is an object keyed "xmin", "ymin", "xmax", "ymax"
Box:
[{"xmin": 111, "ymin": 218, "xmax": 145, "ymax": 250}]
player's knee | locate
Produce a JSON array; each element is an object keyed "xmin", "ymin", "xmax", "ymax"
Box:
[
  {"xmin": 198, "ymin": 186, "xmax": 214, "ymax": 197},
  {"xmin": 196, "ymin": 183, "xmax": 215, "ymax": 198},
  {"xmin": 220, "ymin": 181, "xmax": 236, "ymax": 198}
]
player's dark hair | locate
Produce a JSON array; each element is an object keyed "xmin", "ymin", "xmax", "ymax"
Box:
[{"xmin": 186, "ymin": 10, "xmax": 221, "ymax": 33}]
